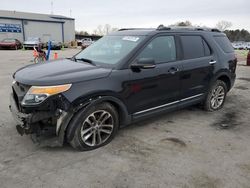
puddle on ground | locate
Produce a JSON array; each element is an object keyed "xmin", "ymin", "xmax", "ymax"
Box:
[{"xmin": 212, "ymin": 111, "xmax": 240, "ymax": 130}]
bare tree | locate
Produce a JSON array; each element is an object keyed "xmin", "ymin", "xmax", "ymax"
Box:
[
  {"xmin": 168, "ymin": 20, "xmax": 192, "ymax": 27},
  {"xmin": 177, "ymin": 20, "xmax": 192, "ymax": 26},
  {"xmin": 75, "ymin": 31, "xmax": 89, "ymax": 36},
  {"xmin": 103, "ymin": 24, "xmax": 112, "ymax": 35},
  {"xmin": 216, "ymin": 21, "xmax": 232, "ymax": 31},
  {"xmin": 97, "ymin": 25, "xmax": 104, "ymax": 35},
  {"xmin": 93, "ymin": 24, "xmax": 118, "ymax": 36}
]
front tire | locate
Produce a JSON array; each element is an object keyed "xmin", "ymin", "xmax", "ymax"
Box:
[
  {"xmin": 67, "ymin": 102, "xmax": 119, "ymax": 151},
  {"xmin": 204, "ymin": 80, "xmax": 227, "ymax": 111}
]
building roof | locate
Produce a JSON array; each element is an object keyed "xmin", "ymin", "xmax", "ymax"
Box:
[{"xmin": 0, "ymin": 10, "xmax": 74, "ymax": 23}]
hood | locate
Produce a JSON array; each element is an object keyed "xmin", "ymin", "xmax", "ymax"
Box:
[{"xmin": 13, "ymin": 59, "xmax": 112, "ymax": 86}]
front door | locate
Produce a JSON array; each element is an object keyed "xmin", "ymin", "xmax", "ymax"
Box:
[{"xmin": 126, "ymin": 35, "xmax": 182, "ymax": 114}]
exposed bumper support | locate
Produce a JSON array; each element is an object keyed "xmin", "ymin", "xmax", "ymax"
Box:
[{"xmin": 9, "ymin": 93, "xmax": 70, "ymax": 147}]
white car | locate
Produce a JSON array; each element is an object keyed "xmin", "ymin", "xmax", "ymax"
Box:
[
  {"xmin": 81, "ymin": 38, "xmax": 93, "ymax": 49},
  {"xmin": 243, "ymin": 42, "xmax": 250, "ymax": 50},
  {"xmin": 232, "ymin": 42, "xmax": 245, "ymax": 50},
  {"xmin": 23, "ymin": 37, "xmax": 43, "ymax": 49}
]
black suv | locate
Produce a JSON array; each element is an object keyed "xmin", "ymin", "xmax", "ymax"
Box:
[{"xmin": 10, "ymin": 26, "xmax": 237, "ymax": 150}]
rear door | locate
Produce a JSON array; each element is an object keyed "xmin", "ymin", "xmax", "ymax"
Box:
[{"xmin": 179, "ymin": 35, "xmax": 215, "ymax": 99}]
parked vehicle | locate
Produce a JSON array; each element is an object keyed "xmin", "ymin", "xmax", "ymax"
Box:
[
  {"xmin": 76, "ymin": 39, "xmax": 82, "ymax": 46},
  {"xmin": 232, "ymin": 41, "xmax": 247, "ymax": 50},
  {"xmin": 244, "ymin": 42, "xmax": 250, "ymax": 50},
  {"xmin": 46, "ymin": 40, "xmax": 62, "ymax": 50},
  {"xmin": 81, "ymin": 38, "xmax": 93, "ymax": 49},
  {"xmin": 0, "ymin": 38, "xmax": 22, "ymax": 50},
  {"xmin": 23, "ymin": 37, "xmax": 43, "ymax": 49},
  {"xmin": 10, "ymin": 26, "xmax": 237, "ymax": 151}
]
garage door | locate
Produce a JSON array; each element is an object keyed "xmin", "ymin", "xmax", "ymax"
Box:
[{"xmin": 23, "ymin": 21, "xmax": 62, "ymax": 43}]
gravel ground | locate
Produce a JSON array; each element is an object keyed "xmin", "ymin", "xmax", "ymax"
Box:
[{"xmin": 0, "ymin": 49, "xmax": 250, "ymax": 188}]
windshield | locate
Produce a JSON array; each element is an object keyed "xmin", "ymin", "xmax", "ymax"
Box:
[{"xmin": 75, "ymin": 35, "xmax": 145, "ymax": 65}]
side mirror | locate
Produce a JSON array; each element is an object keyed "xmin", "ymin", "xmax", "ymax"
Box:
[{"xmin": 130, "ymin": 58, "xmax": 156, "ymax": 71}]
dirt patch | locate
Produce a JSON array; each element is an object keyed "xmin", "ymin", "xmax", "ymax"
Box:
[
  {"xmin": 238, "ymin": 77, "xmax": 250, "ymax": 82},
  {"xmin": 3, "ymin": 159, "xmax": 12, "ymax": 164},
  {"xmin": 111, "ymin": 136, "xmax": 154, "ymax": 158},
  {"xmin": 234, "ymin": 86, "xmax": 249, "ymax": 90},
  {"xmin": 212, "ymin": 111, "xmax": 240, "ymax": 130},
  {"xmin": 160, "ymin": 137, "xmax": 187, "ymax": 147},
  {"xmin": 238, "ymin": 163, "xmax": 250, "ymax": 175},
  {"xmin": 167, "ymin": 120, "xmax": 174, "ymax": 123},
  {"xmin": 187, "ymin": 173, "xmax": 221, "ymax": 188},
  {"xmin": 152, "ymin": 126, "xmax": 172, "ymax": 133}
]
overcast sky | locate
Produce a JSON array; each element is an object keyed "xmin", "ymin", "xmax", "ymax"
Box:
[{"xmin": 1, "ymin": 0, "xmax": 249, "ymax": 32}]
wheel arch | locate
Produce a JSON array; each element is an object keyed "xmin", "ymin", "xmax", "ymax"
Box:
[
  {"xmin": 58, "ymin": 94, "xmax": 131, "ymax": 144},
  {"xmin": 216, "ymin": 75, "xmax": 231, "ymax": 91},
  {"xmin": 211, "ymin": 71, "xmax": 232, "ymax": 92},
  {"xmin": 71, "ymin": 92, "xmax": 131, "ymax": 126}
]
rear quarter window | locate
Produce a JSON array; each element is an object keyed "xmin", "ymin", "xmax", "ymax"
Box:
[{"xmin": 214, "ymin": 36, "xmax": 234, "ymax": 53}]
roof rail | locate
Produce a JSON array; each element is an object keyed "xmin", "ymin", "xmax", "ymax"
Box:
[
  {"xmin": 118, "ymin": 28, "xmax": 153, "ymax": 31},
  {"xmin": 118, "ymin": 26, "xmax": 221, "ymax": 33},
  {"xmin": 156, "ymin": 25, "xmax": 221, "ymax": 32},
  {"xmin": 210, "ymin": 28, "xmax": 221, "ymax": 32}
]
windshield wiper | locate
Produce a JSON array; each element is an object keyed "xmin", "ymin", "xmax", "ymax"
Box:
[{"xmin": 74, "ymin": 57, "xmax": 96, "ymax": 65}]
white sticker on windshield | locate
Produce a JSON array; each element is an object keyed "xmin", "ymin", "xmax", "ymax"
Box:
[{"xmin": 122, "ymin": 36, "xmax": 140, "ymax": 42}]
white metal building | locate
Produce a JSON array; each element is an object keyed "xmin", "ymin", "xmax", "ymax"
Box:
[{"xmin": 0, "ymin": 10, "xmax": 75, "ymax": 43}]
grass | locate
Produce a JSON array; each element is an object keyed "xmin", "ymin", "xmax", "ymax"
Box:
[{"xmin": 235, "ymin": 50, "xmax": 249, "ymax": 61}]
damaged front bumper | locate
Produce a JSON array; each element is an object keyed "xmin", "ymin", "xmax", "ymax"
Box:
[
  {"xmin": 9, "ymin": 93, "xmax": 72, "ymax": 146},
  {"xmin": 9, "ymin": 93, "xmax": 32, "ymax": 135}
]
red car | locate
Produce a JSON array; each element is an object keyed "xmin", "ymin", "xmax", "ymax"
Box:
[{"xmin": 0, "ymin": 38, "xmax": 22, "ymax": 50}]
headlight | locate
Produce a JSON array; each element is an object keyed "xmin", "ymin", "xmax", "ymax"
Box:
[{"xmin": 21, "ymin": 84, "xmax": 71, "ymax": 105}]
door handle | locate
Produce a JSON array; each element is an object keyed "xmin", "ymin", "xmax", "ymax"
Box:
[
  {"xmin": 168, "ymin": 67, "xmax": 179, "ymax": 74},
  {"xmin": 209, "ymin": 60, "xmax": 217, "ymax": 65}
]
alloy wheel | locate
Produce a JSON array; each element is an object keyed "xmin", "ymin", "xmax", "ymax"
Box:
[
  {"xmin": 210, "ymin": 85, "xmax": 225, "ymax": 109},
  {"xmin": 80, "ymin": 110, "xmax": 114, "ymax": 147}
]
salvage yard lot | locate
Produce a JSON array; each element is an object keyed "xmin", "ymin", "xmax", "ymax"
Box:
[{"xmin": 0, "ymin": 49, "xmax": 250, "ymax": 188}]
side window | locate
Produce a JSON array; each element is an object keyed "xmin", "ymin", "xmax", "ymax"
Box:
[
  {"xmin": 181, "ymin": 35, "xmax": 211, "ymax": 59},
  {"xmin": 137, "ymin": 36, "xmax": 176, "ymax": 63}
]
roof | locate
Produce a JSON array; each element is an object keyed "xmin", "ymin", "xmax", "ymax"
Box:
[
  {"xmin": 110, "ymin": 25, "xmax": 222, "ymax": 36},
  {"xmin": 0, "ymin": 10, "xmax": 74, "ymax": 23}
]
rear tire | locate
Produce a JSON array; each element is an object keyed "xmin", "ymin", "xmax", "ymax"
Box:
[
  {"xmin": 67, "ymin": 102, "xmax": 119, "ymax": 151},
  {"xmin": 204, "ymin": 80, "xmax": 227, "ymax": 111}
]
